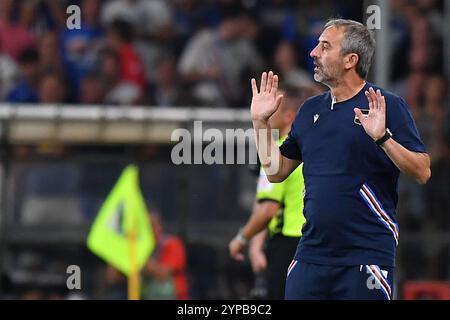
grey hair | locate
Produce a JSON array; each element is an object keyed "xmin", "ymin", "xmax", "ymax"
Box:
[{"xmin": 324, "ymin": 19, "xmax": 376, "ymax": 79}]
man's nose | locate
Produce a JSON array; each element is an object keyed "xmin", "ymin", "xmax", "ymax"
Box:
[{"xmin": 310, "ymin": 47, "xmax": 318, "ymax": 59}]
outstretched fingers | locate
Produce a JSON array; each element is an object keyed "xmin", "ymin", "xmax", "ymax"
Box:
[
  {"xmin": 270, "ymin": 74, "xmax": 278, "ymax": 95},
  {"xmin": 365, "ymin": 87, "xmax": 377, "ymax": 111},
  {"xmin": 364, "ymin": 91, "xmax": 372, "ymax": 110},
  {"xmin": 251, "ymin": 78, "xmax": 258, "ymax": 95},
  {"xmin": 260, "ymin": 72, "xmax": 267, "ymax": 93},
  {"xmin": 266, "ymin": 71, "xmax": 273, "ymax": 93},
  {"xmin": 254, "ymin": 71, "xmax": 280, "ymax": 96},
  {"xmin": 376, "ymin": 89, "xmax": 386, "ymax": 112},
  {"xmin": 371, "ymin": 87, "xmax": 380, "ymax": 110}
]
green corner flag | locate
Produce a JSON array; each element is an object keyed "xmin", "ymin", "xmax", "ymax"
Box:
[{"xmin": 87, "ymin": 165, "xmax": 155, "ymax": 277}]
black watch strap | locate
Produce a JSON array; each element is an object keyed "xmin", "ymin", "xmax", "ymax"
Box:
[{"xmin": 375, "ymin": 128, "xmax": 392, "ymax": 146}]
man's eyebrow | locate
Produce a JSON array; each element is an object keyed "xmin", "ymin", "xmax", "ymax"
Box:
[{"xmin": 318, "ymin": 39, "xmax": 331, "ymax": 45}]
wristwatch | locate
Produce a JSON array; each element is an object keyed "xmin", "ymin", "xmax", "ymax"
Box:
[{"xmin": 374, "ymin": 128, "xmax": 393, "ymax": 146}]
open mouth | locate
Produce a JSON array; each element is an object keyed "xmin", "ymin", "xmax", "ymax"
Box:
[{"xmin": 313, "ymin": 62, "xmax": 321, "ymax": 72}]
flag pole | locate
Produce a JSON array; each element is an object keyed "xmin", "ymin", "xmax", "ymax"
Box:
[{"xmin": 128, "ymin": 210, "xmax": 140, "ymax": 300}]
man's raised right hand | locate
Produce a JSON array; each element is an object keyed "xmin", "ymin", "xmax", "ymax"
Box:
[{"xmin": 251, "ymin": 71, "xmax": 284, "ymax": 122}]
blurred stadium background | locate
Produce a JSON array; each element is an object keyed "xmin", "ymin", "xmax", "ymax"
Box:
[{"xmin": 0, "ymin": 0, "xmax": 449, "ymax": 300}]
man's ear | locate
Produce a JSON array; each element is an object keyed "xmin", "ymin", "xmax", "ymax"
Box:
[{"xmin": 345, "ymin": 53, "xmax": 359, "ymax": 70}]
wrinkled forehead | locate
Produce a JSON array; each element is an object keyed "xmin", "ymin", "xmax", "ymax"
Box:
[{"xmin": 319, "ymin": 25, "xmax": 345, "ymax": 48}]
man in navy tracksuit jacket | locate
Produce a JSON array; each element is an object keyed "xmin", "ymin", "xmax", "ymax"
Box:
[{"xmin": 250, "ymin": 19, "xmax": 431, "ymax": 300}]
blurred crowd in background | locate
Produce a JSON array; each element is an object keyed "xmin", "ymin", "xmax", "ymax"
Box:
[
  {"xmin": 0, "ymin": 0, "xmax": 449, "ymax": 299},
  {"xmin": 1, "ymin": 0, "xmax": 356, "ymax": 107}
]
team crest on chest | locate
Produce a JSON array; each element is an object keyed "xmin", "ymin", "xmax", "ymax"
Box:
[{"xmin": 354, "ymin": 109, "xmax": 369, "ymax": 125}]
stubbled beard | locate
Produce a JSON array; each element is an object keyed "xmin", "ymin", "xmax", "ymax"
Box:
[{"xmin": 313, "ymin": 65, "xmax": 340, "ymax": 87}]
